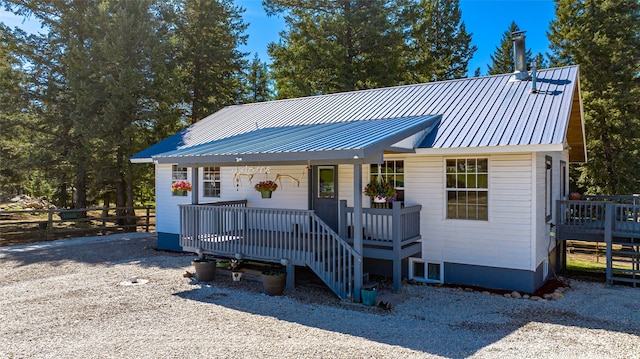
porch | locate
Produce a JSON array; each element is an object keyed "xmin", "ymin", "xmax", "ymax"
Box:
[
  {"xmin": 179, "ymin": 200, "xmax": 422, "ymax": 300},
  {"xmin": 556, "ymin": 195, "xmax": 640, "ymax": 286}
]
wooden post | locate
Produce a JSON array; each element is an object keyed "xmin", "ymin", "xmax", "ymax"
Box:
[
  {"xmin": 145, "ymin": 205, "xmax": 150, "ymax": 232},
  {"xmin": 285, "ymin": 263, "xmax": 295, "ymax": 291},
  {"xmin": 392, "ymin": 201, "xmax": 402, "ymax": 292},
  {"xmin": 353, "ymin": 163, "xmax": 363, "ymax": 302},
  {"xmin": 47, "ymin": 210, "xmax": 53, "ymax": 241},
  {"xmin": 605, "ymin": 202, "xmax": 613, "ymax": 284},
  {"xmin": 339, "ymin": 200, "xmax": 347, "ymax": 238},
  {"xmin": 101, "ymin": 207, "xmax": 107, "ymax": 235},
  {"xmin": 191, "ymin": 167, "xmax": 200, "ymax": 246}
]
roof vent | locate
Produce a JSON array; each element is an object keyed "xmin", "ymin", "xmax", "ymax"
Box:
[{"xmin": 512, "ymin": 31, "xmax": 530, "ymax": 80}]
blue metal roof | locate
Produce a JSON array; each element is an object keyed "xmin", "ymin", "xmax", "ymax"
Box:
[
  {"xmin": 132, "ymin": 65, "xmax": 584, "ymax": 163},
  {"xmin": 152, "ymin": 115, "xmax": 440, "ymax": 165}
]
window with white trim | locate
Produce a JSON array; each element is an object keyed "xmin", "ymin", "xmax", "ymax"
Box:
[
  {"xmin": 370, "ymin": 160, "xmax": 404, "ymax": 202},
  {"xmin": 446, "ymin": 158, "xmax": 488, "ymax": 220},
  {"xmin": 172, "ymin": 165, "xmax": 188, "ymax": 197},
  {"xmin": 203, "ymin": 166, "xmax": 221, "ymax": 197},
  {"xmin": 409, "ymin": 258, "xmax": 442, "ymax": 283}
]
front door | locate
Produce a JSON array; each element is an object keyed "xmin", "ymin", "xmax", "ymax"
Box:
[{"xmin": 311, "ymin": 165, "xmax": 338, "ymax": 231}]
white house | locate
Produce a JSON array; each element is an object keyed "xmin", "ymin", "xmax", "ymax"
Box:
[{"xmin": 132, "ymin": 62, "xmax": 585, "ymax": 300}]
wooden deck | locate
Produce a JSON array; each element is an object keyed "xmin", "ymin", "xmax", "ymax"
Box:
[
  {"xmin": 556, "ymin": 196, "xmax": 640, "ymax": 287},
  {"xmin": 178, "ymin": 200, "xmax": 421, "ymax": 299}
]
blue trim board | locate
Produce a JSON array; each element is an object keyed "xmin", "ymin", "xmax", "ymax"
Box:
[
  {"xmin": 444, "ymin": 262, "xmax": 544, "ymax": 294},
  {"xmin": 157, "ymin": 232, "xmax": 183, "ymax": 252}
]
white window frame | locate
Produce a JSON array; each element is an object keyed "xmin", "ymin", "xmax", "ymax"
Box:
[
  {"xmin": 171, "ymin": 165, "xmax": 188, "ymax": 197},
  {"xmin": 408, "ymin": 257, "xmax": 443, "ymax": 283},
  {"xmin": 203, "ymin": 166, "xmax": 221, "ymax": 198},
  {"xmin": 445, "ymin": 158, "xmax": 489, "ymax": 220}
]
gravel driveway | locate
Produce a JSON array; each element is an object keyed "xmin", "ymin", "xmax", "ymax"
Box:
[{"xmin": 1, "ymin": 233, "xmax": 638, "ymax": 359}]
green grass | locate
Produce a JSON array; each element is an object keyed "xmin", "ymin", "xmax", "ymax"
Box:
[{"xmin": 567, "ymin": 257, "xmax": 607, "ymax": 272}]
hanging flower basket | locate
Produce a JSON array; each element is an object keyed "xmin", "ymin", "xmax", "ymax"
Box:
[
  {"xmin": 364, "ymin": 180, "xmax": 397, "ymax": 202},
  {"xmin": 255, "ymin": 180, "xmax": 278, "ymax": 198},
  {"xmin": 171, "ymin": 180, "xmax": 192, "ymax": 192}
]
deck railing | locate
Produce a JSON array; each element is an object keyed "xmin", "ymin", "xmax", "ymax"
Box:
[
  {"xmin": 179, "ymin": 203, "xmax": 359, "ymax": 299},
  {"xmin": 557, "ymin": 197, "xmax": 640, "ymax": 286},
  {"xmin": 340, "ymin": 201, "xmax": 422, "ymax": 248},
  {"xmin": 557, "ymin": 199, "xmax": 640, "ymax": 235}
]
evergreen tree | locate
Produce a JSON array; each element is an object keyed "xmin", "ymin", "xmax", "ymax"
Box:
[
  {"xmin": 0, "ymin": 24, "xmax": 37, "ymax": 196},
  {"xmin": 548, "ymin": 0, "xmax": 640, "ymax": 194},
  {"xmin": 533, "ymin": 52, "xmax": 548, "ymax": 70},
  {"xmin": 407, "ymin": 0, "xmax": 476, "ymax": 82},
  {"xmin": 487, "ymin": 21, "xmax": 532, "ymax": 75},
  {"xmin": 244, "ymin": 53, "xmax": 273, "ymax": 103},
  {"xmin": 175, "ymin": 0, "xmax": 248, "ymax": 123},
  {"xmin": 265, "ymin": 0, "xmax": 407, "ymax": 98}
]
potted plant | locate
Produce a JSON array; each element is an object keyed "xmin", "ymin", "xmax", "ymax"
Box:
[
  {"xmin": 171, "ymin": 180, "xmax": 192, "ymax": 196},
  {"xmin": 364, "ymin": 180, "xmax": 397, "ymax": 203},
  {"xmin": 192, "ymin": 258, "xmax": 216, "ymax": 281},
  {"xmin": 261, "ymin": 270, "xmax": 286, "ymax": 296},
  {"xmin": 254, "ymin": 180, "xmax": 278, "ymax": 198}
]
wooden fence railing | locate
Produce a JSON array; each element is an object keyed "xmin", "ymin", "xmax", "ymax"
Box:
[{"xmin": 0, "ymin": 206, "xmax": 156, "ymax": 243}]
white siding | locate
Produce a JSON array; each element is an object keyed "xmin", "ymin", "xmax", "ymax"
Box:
[
  {"xmin": 156, "ymin": 164, "xmax": 309, "ymax": 235},
  {"xmin": 338, "ymin": 164, "xmax": 368, "ymax": 207},
  {"xmin": 155, "ymin": 151, "xmax": 566, "ymax": 274},
  {"xmin": 533, "ymin": 151, "xmax": 570, "ymax": 271},
  {"xmin": 407, "ymin": 153, "xmax": 535, "ymax": 271},
  {"xmin": 155, "ymin": 164, "xmax": 192, "ymax": 234}
]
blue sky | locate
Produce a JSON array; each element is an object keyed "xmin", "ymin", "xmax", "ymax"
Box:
[{"xmin": 1, "ymin": 0, "xmax": 556, "ymax": 77}]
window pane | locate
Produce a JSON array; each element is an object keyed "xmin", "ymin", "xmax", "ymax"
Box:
[
  {"xmin": 446, "ymin": 174, "xmax": 456, "ymax": 188},
  {"xmin": 477, "ymin": 159, "xmax": 488, "ymax": 172},
  {"xmin": 318, "ymin": 167, "xmax": 335, "ymax": 198},
  {"xmin": 466, "ymin": 159, "xmax": 476, "ymax": 173},
  {"xmin": 478, "ymin": 205, "xmax": 488, "ymax": 220},
  {"xmin": 460, "ymin": 191, "xmax": 469, "ymax": 219},
  {"xmin": 478, "ymin": 191, "xmax": 488, "ymax": 205},
  {"xmin": 447, "ymin": 191, "xmax": 457, "ymax": 218},
  {"xmin": 446, "ymin": 160, "xmax": 456, "ymax": 173},
  {"xmin": 477, "ymin": 174, "xmax": 488, "ymax": 188},
  {"xmin": 457, "ymin": 174, "xmax": 466, "ymax": 188},
  {"xmin": 467, "ymin": 173, "xmax": 477, "ymax": 188},
  {"xmin": 395, "ymin": 175, "xmax": 404, "ymax": 188},
  {"xmin": 427, "ymin": 263, "xmax": 440, "ymax": 281},
  {"xmin": 457, "ymin": 159, "xmax": 466, "ymax": 172},
  {"xmin": 396, "ymin": 161, "xmax": 404, "ymax": 173},
  {"xmin": 413, "ymin": 261, "xmax": 425, "ymax": 278}
]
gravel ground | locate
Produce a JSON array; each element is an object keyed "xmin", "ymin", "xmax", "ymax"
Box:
[{"xmin": 1, "ymin": 233, "xmax": 639, "ymax": 359}]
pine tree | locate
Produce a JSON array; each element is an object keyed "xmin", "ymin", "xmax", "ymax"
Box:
[
  {"xmin": 407, "ymin": 0, "xmax": 476, "ymax": 82},
  {"xmin": 265, "ymin": 0, "xmax": 407, "ymax": 98},
  {"xmin": 175, "ymin": 0, "xmax": 249, "ymax": 123},
  {"xmin": 548, "ymin": 0, "xmax": 640, "ymax": 194},
  {"xmin": 487, "ymin": 21, "xmax": 532, "ymax": 75},
  {"xmin": 244, "ymin": 53, "xmax": 273, "ymax": 103},
  {"xmin": 533, "ymin": 52, "xmax": 548, "ymax": 70}
]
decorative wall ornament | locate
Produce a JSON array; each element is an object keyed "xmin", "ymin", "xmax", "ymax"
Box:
[{"xmin": 274, "ymin": 171, "xmax": 305, "ymax": 187}]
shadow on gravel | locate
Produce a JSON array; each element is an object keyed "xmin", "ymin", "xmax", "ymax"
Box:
[
  {"xmin": 0, "ymin": 234, "xmax": 191, "ymax": 270},
  {"xmin": 174, "ymin": 283, "xmax": 640, "ymax": 358}
]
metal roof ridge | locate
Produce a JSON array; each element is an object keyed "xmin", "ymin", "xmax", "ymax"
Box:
[{"xmin": 221, "ymin": 65, "xmax": 580, "ymax": 110}]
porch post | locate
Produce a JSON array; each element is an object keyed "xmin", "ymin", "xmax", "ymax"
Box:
[
  {"xmin": 353, "ymin": 163, "xmax": 363, "ymax": 302},
  {"xmin": 191, "ymin": 167, "xmax": 200, "ymax": 257},
  {"xmin": 190, "ymin": 167, "xmax": 199, "ymax": 205}
]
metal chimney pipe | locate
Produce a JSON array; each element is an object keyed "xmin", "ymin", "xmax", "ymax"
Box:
[
  {"xmin": 512, "ymin": 31, "xmax": 529, "ymax": 80},
  {"xmin": 530, "ymin": 60, "xmax": 538, "ymax": 93}
]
